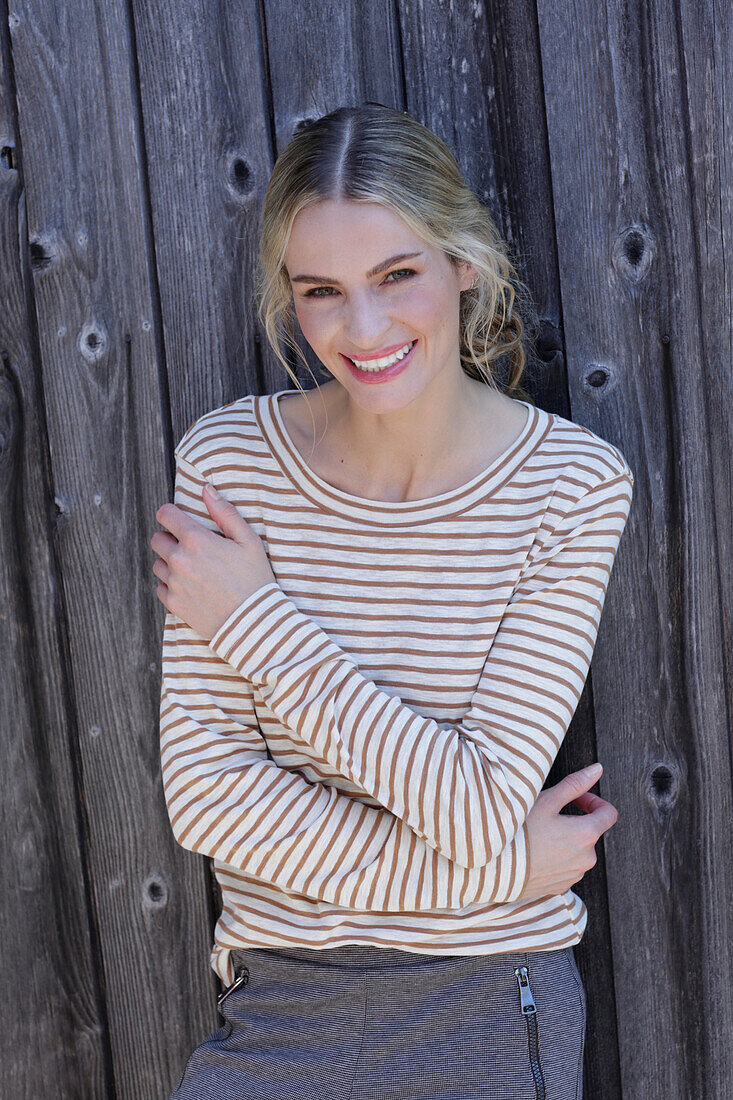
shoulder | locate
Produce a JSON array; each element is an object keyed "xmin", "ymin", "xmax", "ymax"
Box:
[
  {"xmin": 526, "ymin": 408, "xmax": 635, "ymax": 541},
  {"xmin": 541, "ymin": 406, "xmax": 635, "ymax": 495},
  {"xmin": 174, "ymin": 393, "xmax": 260, "ymax": 472}
]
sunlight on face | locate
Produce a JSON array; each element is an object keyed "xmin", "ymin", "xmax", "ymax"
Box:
[{"xmin": 284, "ymin": 200, "xmax": 474, "ymax": 411}]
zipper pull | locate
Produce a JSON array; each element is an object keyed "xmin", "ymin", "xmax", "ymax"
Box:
[
  {"xmin": 217, "ymin": 966, "xmax": 249, "ymax": 1008},
  {"xmin": 514, "ymin": 965, "xmax": 537, "ymax": 1015}
]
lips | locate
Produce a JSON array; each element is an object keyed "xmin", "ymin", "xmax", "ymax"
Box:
[
  {"xmin": 343, "ymin": 339, "xmax": 415, "ymax": 363},
  {"xmin": 342, "ymin": 338, "xmax": 419, "ymax": 384}
]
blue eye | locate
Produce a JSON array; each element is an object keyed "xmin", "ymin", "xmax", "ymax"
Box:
[{"xmin": 304, "ymin": 268, "xmax": 416, "ymax": 299}]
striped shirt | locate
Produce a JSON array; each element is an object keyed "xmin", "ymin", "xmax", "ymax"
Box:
[{"xmin": 159, "ymin": 387, "xmax": 634, "ymax": 985}]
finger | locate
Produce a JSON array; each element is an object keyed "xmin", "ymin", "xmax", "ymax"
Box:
[
  {"xmin": 150, "ymin": 530, "xmax": 178, "ymax": 558},
  {"xmin": 571, "ymin": 792, "xmax": 607, "ymax": 814},
  {"xmin": 546, "ymin": 765, "xmax": 603, "ymax": 813},
  {"xmin": 152, "ymin": 557, "xmax": 171, "ymax": 583},
  {"xmin": 155, "ymin": 502, "xmax": 201, "ymax": 540},
  {"xmin": 202, "ymin": 483, "xmax": 253, "ymax": 541},
  {"xmin": 584, "ymin": 800, "xmax": 619, "ymax": 838}
]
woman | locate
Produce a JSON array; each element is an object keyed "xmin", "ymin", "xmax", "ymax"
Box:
[{"xmin": 153, "ymin": 104, "xmax": 634, "ymax": 1099}]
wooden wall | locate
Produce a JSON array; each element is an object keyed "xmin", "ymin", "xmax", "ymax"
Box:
[{"xmin": 0, "ymin": 0, "xmax": 729, "ymax": 1096}]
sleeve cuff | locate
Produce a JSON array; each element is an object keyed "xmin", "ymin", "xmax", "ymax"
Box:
[
  {"xmin": 516, "ymin": 818, "xmax": 531, "ymax": 899},
  {"xmin": 208, "ymin": 581, "xmax": 282, "ymax": 667},
  {"xmin": 208, "ymin": 582, "xmax": 351, "ymax": 685},
  {"xmin": 498, "ymin": 818, "xmax": 530, "ymax": 904}
]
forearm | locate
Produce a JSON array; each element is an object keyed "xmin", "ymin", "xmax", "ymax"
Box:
[
  {"xmin": 160, "ymin": 610, "xmax": 530, "ymax": 911},
  {"xmin": 208, "ymin": 472, "xmax": 633, "ymax": 876}
]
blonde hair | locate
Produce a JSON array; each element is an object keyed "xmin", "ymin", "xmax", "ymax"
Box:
[{"xmin": 255, "ymin": 103, "xmax": 538, "ymax": 425}]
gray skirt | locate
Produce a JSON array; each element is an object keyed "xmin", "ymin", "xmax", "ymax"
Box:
[{"xmin": 170, "ymin": 943, "xmax": 587, "ymax": 1099}]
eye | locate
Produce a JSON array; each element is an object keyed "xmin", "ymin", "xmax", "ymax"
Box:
[
  {"xmin": 383, "ymin": 267, "xmax": 417, "ymax": 284},
  {"xmin": 303, "ymin": 268, "xmax": 417, "ymax": 299},
  {"xmin": 304, "ymin": 285, "xmax": 336, "ymax": 299}
]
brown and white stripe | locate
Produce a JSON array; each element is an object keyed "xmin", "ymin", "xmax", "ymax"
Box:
[{"xmin": 159, "ymin": 389, "xmax": 634, "ymax": 984}]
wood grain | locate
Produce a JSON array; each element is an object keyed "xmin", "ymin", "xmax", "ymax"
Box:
[{"xmin": 0, "ymin": 0, "xmax": 728, "ymax": 1095}]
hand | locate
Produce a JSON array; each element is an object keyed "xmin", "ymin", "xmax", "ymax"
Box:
[
  {"xmin": 521, "ymin": 764, "xmax": 618, "ymax": 901},
  {"xmin": 150, "ymin": 482, "xmax": 277, "ymax": 640}
]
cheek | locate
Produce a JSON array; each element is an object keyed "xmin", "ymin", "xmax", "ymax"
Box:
[
  {"xmin": 401, "ymin": 283, "xmax": 454, "ymax": 336},
  {"xmin": 293, "ymin": 302, "xmax": 331, "ymax": 348}
]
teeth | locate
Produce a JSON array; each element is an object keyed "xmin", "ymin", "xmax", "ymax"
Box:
[{"xmin": 351, "ymin": 340, "xmax": 415, "ymax": 372}]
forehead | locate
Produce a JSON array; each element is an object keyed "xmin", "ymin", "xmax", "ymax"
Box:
[{"xmin": 285, "ymin": 200, "xmax": 431, "ymax": 273}]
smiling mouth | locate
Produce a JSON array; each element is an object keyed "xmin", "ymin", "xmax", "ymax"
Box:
[{"xmin": 346, "ymin": 340, "xmax": 417, "ymax": 372}]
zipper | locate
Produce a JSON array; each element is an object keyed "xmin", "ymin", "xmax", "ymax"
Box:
[
  {"xmin": 514, "ymin": 964, "xmax": 547, "ymax": 1099},
  {"xmin": 217, "ymin": 965, "xmax": 249, "ymax": 1009}
]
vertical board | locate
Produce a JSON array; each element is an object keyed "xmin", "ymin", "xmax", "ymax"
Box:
[
  {"xmin": 0, "ymin": 109, "xmax": 109, "ymax": 1099},
  {"xmin": 1, "ymin": 0, "xmax": 729, "ymax": 1094},
  {"xmin": 7, "ymin": 0, "xmax": 215, "ymax": 1094},
  {"xmin": 537, "ymin": 0, "xmax": 733, "ymax": 1095},
  {"xmin": 133, "ymin": 0, "xmax": 277, "ymax": 422},
  {"xmin": 131, "ymin": 0, "xmax": 279, "ymax": 1091}
]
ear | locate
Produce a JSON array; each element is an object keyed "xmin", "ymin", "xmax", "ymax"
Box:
[{"xmin": 458, "ymin": 260, "xmax": 477, "ymax": 293}]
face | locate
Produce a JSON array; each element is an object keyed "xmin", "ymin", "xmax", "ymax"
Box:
[{"xmin": 283, "ymin": 199, "xmax": 475, "ymax": 411}]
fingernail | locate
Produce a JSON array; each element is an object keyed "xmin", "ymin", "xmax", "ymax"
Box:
[
  {"xmin": 586, "ymin": 763, "xmax": 603, "ymax": 777},
  {"xmin": 205, "ymin": 482, "xmax": 221, "ymax": 499}
]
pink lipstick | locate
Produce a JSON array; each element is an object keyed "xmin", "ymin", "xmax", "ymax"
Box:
[{"xmin": 341, "ymin": 339, "xmax": 418, "ymax": 385}]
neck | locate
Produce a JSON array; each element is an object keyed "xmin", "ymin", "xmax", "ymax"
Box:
[{"xmin": 328, "ymin": 369, "xmax": 499, "ymax": 501}]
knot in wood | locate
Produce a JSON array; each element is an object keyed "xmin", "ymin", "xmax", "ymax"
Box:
[
  {"xmin": 29, "ymin": 236, "xmax": 55, "ymax": 273},
  {"xmin": 583, "ymin": 363, "xmax": 611, "ymax": 390},
  {"xmin": 142, "ymin": 872, "xmax": 168, "ymax": 910},
  {"xmin": 534, "ymin": 320, "xmax": 562, "ymax": 366},
  {"xmin": 612, "ymin": 224, "xmax": 654, "ymax": 283},
  {"xmin": 79, "ymin": 321, "xmax": 108, "ymax": 363},
  {"xmin": 227, "ymin": 155, "xmax": 254, "ymax": 196},
  {"xmin": 647, "ymin": 762, "xmax": 679, "ymax": 812}
]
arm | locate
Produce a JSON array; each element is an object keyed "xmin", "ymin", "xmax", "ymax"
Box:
[
  {"xmin": 208, "ymin": 468, "xmax": 634, "ymax": 874},
  {"xmin": 159, "ymin": 451, "xmax": 529, "ymax": 911}
]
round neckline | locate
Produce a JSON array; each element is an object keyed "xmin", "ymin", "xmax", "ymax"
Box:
[{"xmin": 254, "ymin": 388, "xmax": 550, "ymax": 526}]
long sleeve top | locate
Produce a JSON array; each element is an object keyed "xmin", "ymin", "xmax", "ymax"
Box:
[{"xmin": 159, "ymin": 388, "xmax": 634, "ymax": 985}]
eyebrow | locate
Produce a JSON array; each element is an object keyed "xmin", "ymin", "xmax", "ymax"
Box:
[{"xmin": 289, "ymin": 251, "xmax": 424, "ymax": 285}]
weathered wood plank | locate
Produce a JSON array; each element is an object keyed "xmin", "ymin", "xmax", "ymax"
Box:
[
  {"xmin": 0, "ymin": 76, "xmax": 109, "ymax": 1100},
  {"xmin": 2, "ymin": 0, "xmax": 728, "ymax": 1094},
  {"xmin": 537, "ymin": 0, "xmax": 733, "ymax": 1095},
  {"xmin": 7, "ymin": 0, "xmax": 222, "ymax": 1094},
  {"xmin": 131, "ymin": 0, "xmax": 279, "ymax": 1091},
  {"xmin": 133, "ymin": 0, "xmax": 277, "ymax": 419}
]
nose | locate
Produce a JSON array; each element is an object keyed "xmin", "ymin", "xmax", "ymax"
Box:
[{"xmin": 342, "ymin": 291, "xmax": 392, "ymax": 353}]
